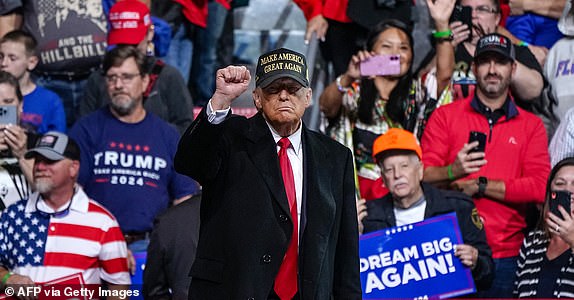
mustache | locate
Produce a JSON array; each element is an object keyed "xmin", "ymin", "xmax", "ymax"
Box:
[
  {"xmin": 484, "ymin": 74, "xmax": 502, "ymax": 81},
  {"xmin": 112, "ymin": 92, "xmax": 129, "ymax": 97},
  {"xmin": 391, "ymin": 179, "xmax": 408, "ymax": 187}
]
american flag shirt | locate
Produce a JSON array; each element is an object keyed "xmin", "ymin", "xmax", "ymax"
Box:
[{"xmin": 0, "ymin": 185, "xmax": 130, "ymax": 285}]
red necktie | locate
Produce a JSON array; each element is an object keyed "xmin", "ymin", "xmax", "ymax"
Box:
[{"xmin": 274, "ymin": 137, "xmax": 298, "ymax": 300}]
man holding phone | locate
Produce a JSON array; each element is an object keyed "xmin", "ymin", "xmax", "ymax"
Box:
[
  {"xmin": 450, "ymin": 0, "xmax": 544, "ymax": 114},
  {"xmin": 420, "ymin": 34, "xmax": 550, "ymax": 298}
]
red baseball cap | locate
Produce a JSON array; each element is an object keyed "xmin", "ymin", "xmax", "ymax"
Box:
[{"xmin": 107, "ymin": 0, "xmax": 151, "ymax": 46}]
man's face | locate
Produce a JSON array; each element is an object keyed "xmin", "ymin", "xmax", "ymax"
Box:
[
  {"xmin": 85, "ymin": 0, "xmax": 102, "ymax": 17},
  {"xmin": 105, "ymin": 57, "xmax": 149, "ymax": 116},
  {"xmin": 33, "ymin": 156, "xmax": 78, "ymax": 194},
  {"xmin": 253, "ymin": 78, "xmax": 311, "ymax": 133},
  {"xmin": 460, "ymin": 0, "xmax": 501, "ymax": 44},
  {"xmin": 0, "ymin": 41, "xmax": 36, "ymax": 81},
  {"xmin": 380, "ymin": 154, "xmax": 423, "ymax": 203},
  {"xmin": 473, "ymin": 53, "xmax": 516, "ymax": 99}
]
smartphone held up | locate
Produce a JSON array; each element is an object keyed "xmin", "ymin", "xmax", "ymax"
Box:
[
  {"xmin": 360, "ymin": 54, "xmax": 401, "ymax": 77},
  {"xmin": 0, "ymin": 105, "xmax": 17, "ymax": 126},
  {"xmin": 550, "ymin": 190, "xmax": 572, "ymax": 220}
]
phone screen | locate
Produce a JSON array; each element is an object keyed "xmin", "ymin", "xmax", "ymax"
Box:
[
  {"xmin": 550, "ymin": 190, "xmax": 572, "ymax": 220},
  {"xmin": 468, "ymin": 131, "xmax": 486, "ymax": 153},
  {"xmin": 359, "ymin": 54, "xmax": 401, "ymax": 77}
]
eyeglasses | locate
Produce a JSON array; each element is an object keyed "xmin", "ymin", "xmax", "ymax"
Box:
[
  {"xmin": 262, "ymin": 83, "xmax": 304, "ymax": 95},
  {"xmin": 471, "ymin": 5, "xmax": 498, "ymax": 15},
  {"xmin": 105, "ymin": 73, "xmax": 142, "ymax": 85}
]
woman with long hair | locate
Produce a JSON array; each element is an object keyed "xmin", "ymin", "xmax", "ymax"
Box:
[
  {"xmin": 319, "ymin": 0, "xmax": 456, "ymax": 200},
  {"xmin": 514, "ymin": 157, "xmax": 574, "ymax": 298}
]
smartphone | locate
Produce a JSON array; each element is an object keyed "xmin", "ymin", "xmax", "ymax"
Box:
[
  {"xmin": 0, "ymin": 105, "xmax": 18, "ymax": 125},
  {"xmin": 468, "ymin": 131, "xmax": 486, "ymax": 153},
  {"xmin": 449, "ymin": 4, "xmax": 473, "ymax": 42},
  {"xmin": 360, "ymin": 54, "xmax": 401, "ymax": 77},
  {"xmin": 550, "ymin": 190, "xmax": 572, "ymax": 220}
]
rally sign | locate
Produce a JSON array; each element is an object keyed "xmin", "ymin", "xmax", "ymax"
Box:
[{"xmin": 360, "ymin": 212, "xmax": 475, "ymax": 299}]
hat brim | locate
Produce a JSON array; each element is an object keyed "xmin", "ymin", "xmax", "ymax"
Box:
[
  {"xmin": 257, "ymin": 73, "xmax": 309, "ymax": 88},
  {"xmin": 475, "ymin": 49, "xmax": 515, "ymax": 62},
  {"xmin": 24, "ymin": 148, "xmax": 66, "ymax": 161},
  {"xmin": 107, "ymin": 31, "xmax": 146, "ymax": 46}
]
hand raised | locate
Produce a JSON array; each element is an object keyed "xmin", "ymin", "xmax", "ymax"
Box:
[
  {"xmin": 346, "ymin": 50, "xmax": 376, "ymax": 80},
  {"xmin": 212, "ymin": 66, "xmax": 251, "ymax": 110},
  {"xmin": 427, "ymin": 0, "xmax": 457, "ymax": 26}
]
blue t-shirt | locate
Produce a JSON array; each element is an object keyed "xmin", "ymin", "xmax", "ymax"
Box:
[
  {"xmin": 69, "ymin": 107, "xmax": 198, "ymax": 232},
  {"xmin": 21, "ymin": 86, "xmax": 66, "ymax": 134}
]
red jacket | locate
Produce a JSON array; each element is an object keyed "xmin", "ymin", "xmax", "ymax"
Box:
[
  {"xmin": 174, "ymin": 0, "xmax": 208, "ymax": 27},
  {"xmin": 421, "ymin": 94, "xmax": 550, "ymax": 259},
  {"xmin": 293, "ymin": 0, "xmax": 351, "ymax": 23}
]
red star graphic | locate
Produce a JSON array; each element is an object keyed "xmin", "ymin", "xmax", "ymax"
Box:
[
  {"xmin": 110, "ymin": 142, "xmax": 116, "ymax": 148},
  {"xmin": 143, "ymin": 146, "xmax": 150, "ymax": 152},
  {"xmin": 135, "ymin": 145, "xmax": 141, "ymax": 151},
  {"xmin": 119, "ymin": 143, "xmax": 125, "ymax": 149},
  {"xmin": 127, "ymin": 145, "xmax": 133, "ymax": 151}
]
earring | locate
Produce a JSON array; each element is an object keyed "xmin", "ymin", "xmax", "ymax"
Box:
[{"xmin": 146, "ymin": 41, "xmax": 155, "ymax": 56}]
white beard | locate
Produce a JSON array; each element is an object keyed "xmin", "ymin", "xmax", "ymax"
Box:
[{"xmin": 34, "ymin": 178, "xmax": 54, "ymax": 194}]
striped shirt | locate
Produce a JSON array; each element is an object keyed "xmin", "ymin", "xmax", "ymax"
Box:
[
  {"xmin": 550, "ymin": 106, "xmax": 574, "ymax": 167},
  {"xmin": 514, "ymin": 230, "xmax": 574, "ymax": 298},
  {"xmin": 0, "ymin": 185, "xmax": 130, "ymax": 284}
]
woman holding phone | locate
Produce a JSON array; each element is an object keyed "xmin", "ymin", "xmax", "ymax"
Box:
[
  {"xmin": 319, "ymin": 0, "xmax": 456, "ymax": 201},
  {"xmin": 514, "ymin": 157, "xmax": 574, "ymax": 298}
]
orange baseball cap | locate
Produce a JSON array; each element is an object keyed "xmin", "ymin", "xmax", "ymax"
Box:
[{"xmin": 372, "ymin": 128, "xmax": 422, "ymax": 160}]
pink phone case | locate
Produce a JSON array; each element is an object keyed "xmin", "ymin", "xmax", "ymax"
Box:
[{"xmin": 360, "ymin": 54, "xmax": 401, "ymax": 77}]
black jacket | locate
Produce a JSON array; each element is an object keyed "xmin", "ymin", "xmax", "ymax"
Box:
[
  {"xmin": 174, "ymin": 110, "xmax": 361, "ymax": 299},
  {"xmin": 143, "ymin": 195, "xmax": 201, "ymax": 300},
  {"xmin": 363, "ymin": 183, "xmax": 494, "ymax": 290}
]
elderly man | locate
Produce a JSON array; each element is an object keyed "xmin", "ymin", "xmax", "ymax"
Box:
[
  {"xmin": 421, "ymin": 33, "xmax": 550, "ymax": 297},
  {"xmin": 175, "ymin": 48, "xmax": 361, "ymax": 299},
  {"xmin": 361, "ymin": 128, "xmax": 494, "ymax": 293},
  {"xmin": 0, "ymin": 131, "xmax": 129, "ymax": 296}
]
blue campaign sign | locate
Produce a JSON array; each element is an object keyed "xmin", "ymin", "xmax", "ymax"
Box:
[{"xmin": 360, "ymin": 212, "xmax": 475, "ymax": 299}]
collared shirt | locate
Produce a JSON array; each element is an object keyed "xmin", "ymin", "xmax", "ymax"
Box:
[
  {"xmin": 1, "ymin": 185, "xmax": 129, "ymax": 285},
  {"xmin": 267, "ymin": 121, "xmax": 304, "ymax": 231},
  {"xmin": 207, "ymin": 99, "xmax": 304, "ymax": 236},
  {"xmin": 471, "ymin": 95, "xmax": 514, "ymax": 125}
]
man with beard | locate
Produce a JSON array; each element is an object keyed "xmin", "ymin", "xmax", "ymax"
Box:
[
  {"xmin": 69, "ymin": 46, "xmax": 198, "ymax": 256},
  {"xmin": 421, "ymin": 33, "xmax": 550, "ymax": 298},
  {"xmin": 0, "ymin": 131, "xmax": 130, "ymax": 295}
]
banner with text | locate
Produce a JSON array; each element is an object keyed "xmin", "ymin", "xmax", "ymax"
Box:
[{"xmin": 360, "ymin": 212, "xmax": 475, "ymax": 299}]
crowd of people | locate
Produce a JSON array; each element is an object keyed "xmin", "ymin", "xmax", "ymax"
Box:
[{"xmin": 0, "ymin": 0, "xmax": 573, "ymax": 298}]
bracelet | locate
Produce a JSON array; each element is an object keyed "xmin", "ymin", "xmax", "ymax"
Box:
[
  {"xmin": 336, "ymin": 75, "xmax": 350, "ymax": 93},
  {"xmin": 517, "ymin": 40, "xmax": 529, "ymax": 47},
  {"xmin": 1, "ymin": 272, "xmax": 12, "ymax": 285},
  {"xmin": 447, "ymin": 164, "xmax": 455, "ymax": 180},
  {"xmin": 432, "ymin": 29, "xmax": 453, "ymax": 38}
]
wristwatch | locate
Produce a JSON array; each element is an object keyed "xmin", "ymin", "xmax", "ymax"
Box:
[{"xmin": 476, "ymin": 177, "xmax": 487, "ymax": 198}]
